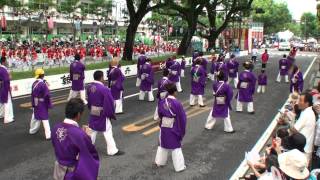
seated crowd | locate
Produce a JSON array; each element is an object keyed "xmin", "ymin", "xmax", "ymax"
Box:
[{"xmin": 244, "ymin": 82, "xmax": 320, "ymax": 180}]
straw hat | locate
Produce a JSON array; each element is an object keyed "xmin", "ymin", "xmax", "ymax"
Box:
[{"xmin": 278, "ymin": 149, "xmax": 309, "ymax": 179}]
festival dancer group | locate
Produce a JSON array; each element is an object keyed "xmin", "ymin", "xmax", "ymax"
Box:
[{"xmin": 0, "ymin": 47, "xmax": 304, "ymax": 179}]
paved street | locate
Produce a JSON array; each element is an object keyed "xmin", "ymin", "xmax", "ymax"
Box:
[{"xmin": 0, "ymin": 51, "xmax": 317, "ymax": 180}]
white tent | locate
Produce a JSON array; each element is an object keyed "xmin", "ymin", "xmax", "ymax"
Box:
[
  {"xmin": 307, "ymin": 38, "xmax": 317, "ymax": 43},
  {"xmin": 277, "ymin": 30, "xmax": 294, "ymax": 40}
]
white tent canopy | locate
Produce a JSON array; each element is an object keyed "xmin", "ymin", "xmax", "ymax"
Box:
[{"xmin": 277, "ymin": 30, "xmax": 294, "ymax": 40}]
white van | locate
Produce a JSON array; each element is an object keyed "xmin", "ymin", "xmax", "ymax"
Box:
[{"xmin": 278, "ymin": 39, "xmax": 291, "ymax": 51}]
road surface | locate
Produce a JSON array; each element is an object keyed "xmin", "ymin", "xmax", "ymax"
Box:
[{"xmin": 0, "ymin": 50, "xmax": 317, "ymax": 180}]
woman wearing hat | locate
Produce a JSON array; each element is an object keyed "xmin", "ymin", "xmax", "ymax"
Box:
[
  {"xmin": 278, "ymin": 149, "xmax": 310, "ymax": 180},
  {"xmin": 29, "ymin": 68, "xmax": 52, "ymax": 140}
]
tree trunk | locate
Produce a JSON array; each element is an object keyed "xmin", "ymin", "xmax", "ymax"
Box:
[
  {"xmin": 123, "ymin": 20, "xmax": 139, "ymax": 61},
  {"xmin": 177, "ymin": 19, "xmax": 196, "ymax": 55},
  {"xmin": 207, "ymin": 32, "xmax": 219, "ymax": 50}
]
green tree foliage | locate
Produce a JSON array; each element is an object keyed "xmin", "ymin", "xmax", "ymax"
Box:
[
  {"xmin": 27, "ymin": 0, "xmax": 54, "ymax": 12},
  {"xmin": 57, "ymin": 0, "xmax": 80, "ymax": 14},
  {"xmin": 252, "ymin": 0, "xmax": 292, "ymax": 34},
  {"xmin": 300, "ymin": 12, "xmax": 319, "ymax": 39}
]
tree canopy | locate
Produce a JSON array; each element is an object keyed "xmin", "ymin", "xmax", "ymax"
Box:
[{"xmin": 252, "ymin": 0, "xmax": 292, "ymax": 34}]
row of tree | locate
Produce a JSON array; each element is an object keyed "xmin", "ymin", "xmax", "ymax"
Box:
[
  {"xmin": 1, "ymin": 0, "xmax": 256, "ymax": 60},
  {"xmin": 122, "ymin": 0, "xmax": 256, "ymax": 60}
]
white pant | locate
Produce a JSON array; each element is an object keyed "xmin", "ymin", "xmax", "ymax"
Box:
[
  {"xmin": 208, "ymin": 73, "xmax": 215, "ymax": 81},
  {"xmin": 139, "ymin": 90, "xmax": 154, "ymax": 102},
  {"xmin": 29, "ymin": 113, "xmax": 51, "ymax": 139},
  {"xmin": 67, "ymin": 89, "xmax": 88, "ymax": 104},
  {"xmin": 155, "ymin": 146, "xmax": 186, "ymax": 172},
  {"xmin": 257, "ymin": 85, "xmax": 266, "ymax": 93},
  {"xmin": 136, "ymin": 78, "xmax": 141, "ymax": 87},
  {"xmin": 0, "ymin": 92, "xmax": 14, "ymax": 123},
  {"xmin": 181, "ymin": 69, "xmax": 185, "ymax": 78},
  {"xmin": 190, "ymin": 94, "xmax": 204, "ymax": 106},
  {"xmin": 205, "ymin": 110, "xmax": 233, "ymax": 132},
  {"xmin": 154, "ymin": 106, "xmax": 159, "ymax": 120},
  {"xmin": 236, "ymin": 100, "xmax": 254, "ymax": 112},
  {"xmin": 115, "ymin": 91, "xmax": 123, "ymax": 114},
  {"xmin": 228, "ymin": 76, "xmax": 238, "ymax": 88},
  {"xmin": 91, "ymin": 118, "xmax": 119, "ymax": 155},
  {"xmin": 176, "ymin": 80, "xmax": 182, "ymax": 92},
  {"xmin": 276, "ymin": 73, "xmax": 289, "ymax": 83}
]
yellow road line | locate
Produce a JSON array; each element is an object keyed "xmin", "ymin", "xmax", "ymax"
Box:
[
  {"xmin": 122, "ymin": 99, "xmax": 199, "ymax": 133},
  {"xmin": 19, "ymin": 96, "xmax": 69, "ymax": 108},
  {"xmin": 142, "ymin": 106, "xmax": 212, "ymax": 136}
]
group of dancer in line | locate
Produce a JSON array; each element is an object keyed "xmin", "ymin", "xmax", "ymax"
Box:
[{"xmin": 0, "ymin": 48, "xmax": 304, "ymax": 179}]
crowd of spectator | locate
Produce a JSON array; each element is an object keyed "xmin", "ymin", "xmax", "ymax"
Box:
[
  {"xmin": 0, "ymin": 39, "xmax": 179, "ymax": 70},
  {"xmin": 243, "ymin": 82, "xmax": 320, "ymax": 180}
]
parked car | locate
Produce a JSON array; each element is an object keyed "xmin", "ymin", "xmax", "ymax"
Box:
[{"xmin": 278, "ymin": 39, "xmax": 291, "ymax": 51}]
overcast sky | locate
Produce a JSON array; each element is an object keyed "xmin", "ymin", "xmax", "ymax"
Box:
[{"xmin": 275, "ymin": 0, "xmax": 317, "ymax": 20}]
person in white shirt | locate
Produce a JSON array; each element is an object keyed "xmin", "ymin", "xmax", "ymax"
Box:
[
  {"xmin": 251, "ymin": 47, "xmax": 258, "ymax": 63},
  {"xmin": 291, "ymin": 92, "xmax": 317, "ymax": 163}
]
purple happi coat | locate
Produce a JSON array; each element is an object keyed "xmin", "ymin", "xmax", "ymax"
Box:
[
  {"xmin": 108, "ymin": 66, "xmax": 125, "ymax": 100},
  {"xmin": 258, "ymin": 73, "xmax": 267, "ymax": 85},
  {"xmin": 215, "ymin": 62, "xmax": 229, "ymax": 82},
  {"xmin": 165, "ymin": 58, "xmax": 174, "ymax": 70},
  {"xmin": 51, "ymin": 122, "xmax": 99, "ymax": 180},
  {"xmin": 158, "ymin": 96, "xmax": 187, "ymax": 149},
  {"xmin": 168, "ymin": 61, "xmax": 181, "ymax": 83},
  {"xmin": 237, "ymin": 70, "xmax": 257, "ymax": 102},
  {"xmin": 137, "ymin": 55, "xmax": 146, "ymax": 78},
  {"xmin": 70, "ymin": 61, "xmax": 85, "ymax": 91},
  {"xmin": 0, "ymin": 65, "xmax": 10, "ymax": 103},
  {"xmin": 31, "ymin": 79, "xmax": 52, "ymax": 120},
  {"xmin": 191, "ymin": 65, "xmax": 206, "ymax": 95},
  {"xmin": 212, "ymin": 81, "xmax": 233, "ymax": 118},
  {"xmin": 227, "ymin": 58, "xmax": 239, "ymax": 78},
  {"xmin": 157, "ymin": 77, "xmax": 172, "ymax": 100},
  {"xmin": 279, "ymin": 58, "xmax": 289, "ymax": 76},
  {"xmin": 140, "ymin": 62, "xmax": 154, "ymax": 91},
  {"xmin": 290, "ymin": 70, "xmax": 303, "ymax": 93},
  {"xmin": 87, "ymin": 81, "xmax": 115, "ymax": 132}
]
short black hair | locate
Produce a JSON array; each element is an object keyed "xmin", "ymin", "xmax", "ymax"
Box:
[
  {"xmin": 74, "ymin": 53, "xmax": 81, "ymax": 61},
  {"xmin": 163, "ymin": 68, "xmax": 169, "ymax": 77},
  {"xmin": 216, "ymin": 71, "xmax": 225, "ymax": 81},
  {"xmin": 261, "ymin": 69, "xmax": 265, "ymax": 73},
  {"xmin": 283, "ymin": 54, "xmax": 287, "ymax": 58},
  {"xmin": 301, "ymin": 92, "xmax": 313, "ymax": 107},
  {"xmin": 199, "ymin": 51, "xmax": 204, "ymax": 56},
  {"xmin": 65, "ymin": 98, "xmax": 85, "ymax": 119},
  {"xmin": 230, "ymin": 54, "xmax": 235, "ymax": 58},
  {"xmin": 165, "ymin": 83, "xmax": 177, "ymax": 95},
  {"xmin": 276, "ymin": 128, "xmax": 289, "ymax": 139},
  {"xmin": 94, "ymin": 70, "xmax": 104, "ymax": 81},
  {"xmin": 0, "ymin": 56, "xmax": 6, "ymax": 64},
  {"xmin": 195, "ymin": 58, "xmax": 202, "ymax": 65},
  {"xmin": 146, "ymin": 58, "xmax": 151, "ymax": 62}
]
